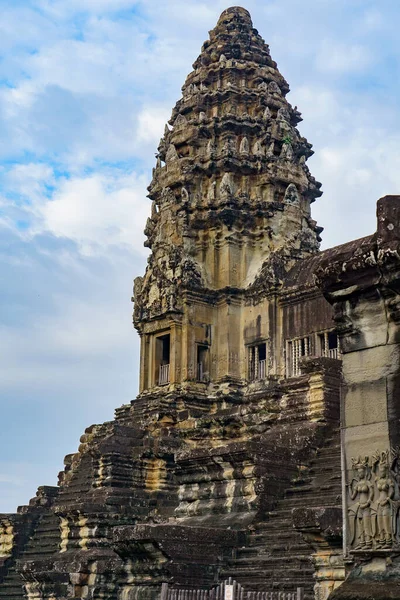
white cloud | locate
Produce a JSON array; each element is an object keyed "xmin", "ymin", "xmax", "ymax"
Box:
[
  {"xmin": 316, "ymin": 41, "xmax": 372, "ymax": 73},
  {"xmin": 38, "ymin": 0, "xmax": 140, "ymax": 17},
  {"xmin": 38, "ymin": 172, "xmax": 150, "ymax": 255},
  {"xmin": 137, "ymin": 105, "xmax": 170, "ymax": 145},
  {"xmin": 5, "ymin": 162, "xmax": 55, "ymax": 201}
]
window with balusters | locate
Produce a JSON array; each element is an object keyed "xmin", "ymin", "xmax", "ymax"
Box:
[
  {"xmin": 318, "ymin": 331, "xmax": 340, "ymax": 359},
  {"xmin": 156, "ymin": 333, "xmax": 171, "ymax": 386},
  {"xmin": 286, "ymin": 330, "xmax": 340, "ymax": 378},
  {"xmin": 248, "ymin": 342, "xmax": 267, "ymax": 381},
  {"xmin": 197, "ymin": 344, "xmax": 210, "ymax": 382}
]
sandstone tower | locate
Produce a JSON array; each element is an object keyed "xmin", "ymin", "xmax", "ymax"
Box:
[
  {"xmin": 134, "ymin": 6, "xmax": 323, "ymax": 394},
  {"xmin": 2, "ymin": 7, "xmax": 400, "ymax": 600}
]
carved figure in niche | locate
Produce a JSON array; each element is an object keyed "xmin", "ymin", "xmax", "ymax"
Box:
[
  {"xmin": 186, "ymin": 83, "xmax": 198, "ymax": 96},
  {"xmin": 206, "ymin": 139, "xmax": 215, "ymax": 156},
  {"xmin": 266, "ymin": 141, "xmax": 275, "ymax": 158},
  {"xmin": 199, "ymin": 111, "xmax": 206, "ymax": 122},
  {"xmin": 240, "ymin": 136, "xmax": 249, "ymax": 155},
  {"xmin": 166, "ymin": 144, "xmax": 179, "ymax": 162},
  {"xmin": 220, "ymin": 172, "xmax": 234, "ymax": 197},
  {"xmin": 348, "ymin": 456, "xmax": 375, "ymax": 550},
  {"xmin": 174, "ymin": 114, "xmax": 188, "ymax": 129},
  {"xmin": 208, "ymin": 180, "xmax": 216, "ymax": 201},
  {"xmin": 222, "ymin": 137, "xmax": 235, "ymax": 156},
  {"xmin": 284, "ymin": 183, "xmax": 300, "ymax": 205},
  {"xmin": 181, "ymin": 187, "xmax": 189, "ymax": 203},
  {"xmin": 268, "ymin": 81, "xmax": 282, "ymax": 96},
  {"xmin": 372, "ymin": 450, "xmax": 396, "ymax": 548},
  {"xmin": 258, "ymin": 81, "xmax": 268, "ymax": 91},
  {"xmin": 133, "ymin": 277, "xmax": 143, "ymax": 305},
  {"xmin": 263, "ymin": 106, "xmax": 271, "ymax": 120},
  {"xmin": 280, "ymin": 142, "xmax": 293, "ymax": 160},
  {"xmin": 277, "ymin": 106, "xmax": 290, "ymax": 122},
  {"xmin": 253, "ymin": 140, "xmax": 264, "ymax": 157}
]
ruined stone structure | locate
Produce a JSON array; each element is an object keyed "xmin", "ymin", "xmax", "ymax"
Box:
[{"xmin": 1, "ymin": 6, "xmax": 400, "ymax": 600}]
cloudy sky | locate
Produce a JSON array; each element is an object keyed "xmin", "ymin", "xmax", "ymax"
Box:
[{"xmin": 1, "ymin": 0, "xmax": 400, "ymax": 512}]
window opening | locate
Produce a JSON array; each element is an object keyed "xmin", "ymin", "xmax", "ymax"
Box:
[
  {"xmin": 248, "ymin": 343, "xmax": 267, "ymax": 381},
  {"xmin": 197, "ymin": 345, "xmax": 209, "ymax": 382},
  {"xmin": 318, "ymin": 331, "xmax": 339, "ymax": 359},
  {"xmin": 156, "ymin": 334, "xmax": 170, "ymax": 385},
  {"xmin": 287, "ymin": 336, "xmax": 311, "ymax": 377}
]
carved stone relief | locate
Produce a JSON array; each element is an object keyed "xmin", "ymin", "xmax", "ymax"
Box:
[{"xmin": 347, "ymin": 449, "xmax": 400, "ymax": 551}]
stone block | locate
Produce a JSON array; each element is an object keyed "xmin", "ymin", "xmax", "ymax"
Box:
[
  {"xmin": 343, "ymin": 422, "xmax": 389, "ymax": 469},
  {"xmin": 343, "ymin": 344, "xmax": 400, "ymax": 384},
  {"xmin": 344, "ymin": 380, "xmax": 387, "ymax": 427}
]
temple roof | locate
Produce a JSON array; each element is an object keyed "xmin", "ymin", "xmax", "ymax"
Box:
[{"xmin": 283, "ymin": 235, "xmax": 375, "ymax": 291}]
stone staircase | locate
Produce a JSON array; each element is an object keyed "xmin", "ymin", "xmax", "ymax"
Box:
[
  {"xmin": 0, "ymin": 511, "xmax": 60, "ymax": 600},
  {"xmin": 222, "ymin": 429, "xmax": 342, "ymax": 599}
]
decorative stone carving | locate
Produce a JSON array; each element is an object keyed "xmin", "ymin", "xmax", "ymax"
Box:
[
  {"xmin": 222, "ymin": 137, "xmax": 235, "ymax": 156},
  {"xmin": 284, "ymin": 183, "xmax": 300, "ymax": 205},
  {"xmin": 348, "ymin": 456, "xmax": 375, "ymax": 550},
  {"xmin": 347, "ymin": 450, "xmax": 400, "ymax": 551},
  {"xmin": 174, "ymin": 114, "xmax": 188, "ymax": 129},
  {"xmin": 263, "ymin": 106, "xmax": 271, "ymax": 120},
  {"xmin": 258, "ymin": 81, "xmax": 268, "ymax": 91},
  {"xmin": 266, "ymin": 141, "xmax": 275, "ymax": 157},
  {"xmin": 240, "ymin": 136, "xmax": 250, "ymax": 155},
  {"xmin": 220, "ymin": 172, "xmax": 234, "ymax": 197},
  {"xmin": 372, "ymin": 449, "xmax": 397, "ymax": 549},
  {"xmin": 181, "ymin": 186, "xmax": 189, "ymax": 203},
  {"xmin": 253, "ymin": 140, "xmax": 264, "ymax": 157},
  {"xmin": 268, "ymin": 80, "xmax": 282, "ymax": 96},
  {"xmin": 208, "ymin": 180, "xmax": 216, "ymax": 201},
  {"xmin": 277, "ymin": 107, "xmax": 290, "ymax": 122},
  {"xmin": 166, "ymin": 144, "xmax": 179, "ymax": 162},
  {"xmin": 186, "ymin": 83, "xmax": 198, "ymax": 96},
  {"xmin": 281, "ymin": 142, "xmax": 293, "ymax": 160}
]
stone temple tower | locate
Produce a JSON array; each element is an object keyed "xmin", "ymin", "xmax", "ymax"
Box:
[
  {"xmin": 1, "ymin": 7, "xmax": 362, "ymax": 600},
  {"xmin": 134, "ymin": 6, "xmax": 322, "ymax": 393}
]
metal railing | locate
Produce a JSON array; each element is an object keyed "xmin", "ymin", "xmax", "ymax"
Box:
[
  {"xmin": 158, "ymin": 364, "xmax": 170, "ymax": 385},
  {"xmin": 161, "ymin": 578, "xmax": 304, "ymax": 600}
]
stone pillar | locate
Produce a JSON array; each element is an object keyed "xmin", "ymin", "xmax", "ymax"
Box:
[{"xmin": 317, "ymin": 195, "xmax": 400, "ymax": 599}]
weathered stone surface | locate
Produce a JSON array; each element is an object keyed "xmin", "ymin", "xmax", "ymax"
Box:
[
  {"xmin": 8, "ymin": 6, "xmax": 400, "ymax": 600},
  {"xmin": 317, "ymin": 196, "xmax": 400, "ymax": 598}
]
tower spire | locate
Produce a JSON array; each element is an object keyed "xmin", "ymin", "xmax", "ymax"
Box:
[{"xmin": 135, "ymin": 7, "xmax": 322, "ymax": 334}]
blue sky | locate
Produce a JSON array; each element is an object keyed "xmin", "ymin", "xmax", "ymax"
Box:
[{"xmin": 1, "ymin": 0, "xmax": 400, "ymax": 512}]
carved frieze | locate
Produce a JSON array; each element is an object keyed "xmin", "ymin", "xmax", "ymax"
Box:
[{"xmin": 347, "ymin": 449, "xmax": 400, "ymax": 551}]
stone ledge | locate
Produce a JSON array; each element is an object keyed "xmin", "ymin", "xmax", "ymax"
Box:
[
  {"xmin": 293, "ymin": 506, "xmax": 342, "ymax": 539},
  {"xmin": 113, "ymin": 524, "xmax": 241, "ymax": 546}
]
